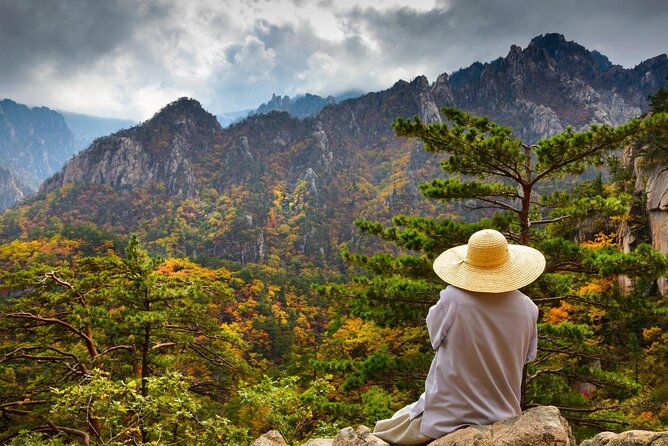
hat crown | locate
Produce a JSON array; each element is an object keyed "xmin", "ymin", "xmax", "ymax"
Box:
[{"xmin": 465, "ymin": 230, "xmax": 510, "ymax": 268}]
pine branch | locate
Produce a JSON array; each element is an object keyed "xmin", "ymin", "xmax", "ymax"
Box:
[{"xmin": 6, "ymin": 312, "xmax": 99, "ymax": 358}]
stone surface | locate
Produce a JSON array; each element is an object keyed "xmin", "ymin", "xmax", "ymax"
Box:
[
  {"xmin": 332, "ymin": 425, "xmax": 389, "ymax": 446},
  {"xmin": 301, "ymin": 439, "xmax": 334, "ymax": 446},
  {"xmin": 427, "ymin": 405, "xmax": 576, "ymax": 446},
  {"xmin": 252, "ymin": 430, "xmax": 289, "ymax": 446},
  {"xmin": 579, "ymin": 430, "xmax": 668, "ymax": 446},
  {"xmin": 620, "ymin": 145, "xmax": 668, "ymax": 295}
]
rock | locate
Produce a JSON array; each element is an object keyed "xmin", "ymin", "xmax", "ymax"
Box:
[
  {"xmin": 301, "ymin": 439, "xmax": 334, "ymax": 446},
  {"xmin": 579, "ymin": 430, "xmax": 668, "ymax": 446},
  {"xmin": 252, "ymin": 430, "xmax": 289, "ymax": 446},
  {"xmin": 619, "ymin": 144, "xmax": 668, "ymax": 295},
  {"xmin": 428, "ymin": 405, "xmax": 576, "ymax": 446},
  {"xmin": 332, "ymin": 425, "xmax": 389, "ymax": 446}
]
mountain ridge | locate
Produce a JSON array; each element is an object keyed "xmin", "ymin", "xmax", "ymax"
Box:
[{"xmin": 10, "ymin": 33, "xmax": 668, "ymax": 268}]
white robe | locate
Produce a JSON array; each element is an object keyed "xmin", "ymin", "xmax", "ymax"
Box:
[{"xmin": 408, "ymin": 285, "xmax": 538, "ymax": 439}]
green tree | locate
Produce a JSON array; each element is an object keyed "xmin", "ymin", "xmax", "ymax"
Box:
[
  {"xmin": 0, "ymin": 236, "xmax": 248, "ymax": 444},
  {"xmin": 319, "ymin": 108, "xmax": 668, "ymax": 431}
]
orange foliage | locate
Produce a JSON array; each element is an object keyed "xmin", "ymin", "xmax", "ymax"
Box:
[{"xmin": 543, "ymin": 301, "xmax": 575, "ymax": 325}]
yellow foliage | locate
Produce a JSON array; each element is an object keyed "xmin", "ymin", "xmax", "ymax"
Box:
[
  {"xmin": 578, "ymin": 277, "xmax": 614, "ymax": 296},
  {"xmin": 580, "ymin": 232, "xmax": 617, "ymax": 248}
]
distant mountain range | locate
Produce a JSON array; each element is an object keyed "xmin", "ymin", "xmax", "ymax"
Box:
[
  {"xmin": 3, "ymin": 34, "xmax": 667, "ymax": 269},
  {"xmin": 216, "ymin": 90, "xmax": 366, "ymax": 127},
  {"xmin": 0, "ymin": 99, "xmax": 76, "ymax": 191}
]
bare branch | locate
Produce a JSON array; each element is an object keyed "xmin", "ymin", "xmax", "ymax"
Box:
[
  {"xmin": 6, "ymin": 312, "xmax": 99, "ymax": 358},
  {"xmin": 530, "ymin": 215, "xmax": 572, "ymax": 226}
]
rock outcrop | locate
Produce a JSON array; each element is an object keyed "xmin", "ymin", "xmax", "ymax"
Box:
[
  {"xmin": 449, "ymin": 33, "xmax": 666, "ymax": 143},
  {"xmin": 255, "ymin": 93, "xmax": 337, "ymax": 119},
  {"xmin": 252, "ymin": 406, "xmax": 668, "ymax": 446},
  {"xmin": 579, "ymin": 430, "xmax": 668, "ymax": 446},
  {"xmin": 331, "ymin": 426, "xmax": 388, "ymax": 446},
  {"xmin": 620, "ymin": 144, "xmax": 668, "ymax": 295},
  {"xmin": 40, "ymin": 97, "xmax": 216, "ymax": 198},
  {"xmin": 428, "ymin": 406, "xmax": 575, "ymax": 446},
  {"xmin": 252, "ymin": 430, "xmax": 289, "ymax": 446}
]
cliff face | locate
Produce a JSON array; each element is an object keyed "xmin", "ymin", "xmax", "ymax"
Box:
[
  {"xmin": 41, "ymin": 98, "xmax": 220, "ymax": 198},
  {"xmin": 621, "ymin": 146, "xmax": 668, "ymax": 295},
  {"xmin": 0, "ymin": 99, "xmax": 76, "ymax": 187}
]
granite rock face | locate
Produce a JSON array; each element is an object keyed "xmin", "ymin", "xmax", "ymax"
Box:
[
  {"xmin": 40, "ymin": 98, "xmax": 213, "ymax": 198},
  {"xmin": 620, "ymin": 145, "xmax": 668, "ymax": 295},
  {"xmin": 449, "ymin": 33, "xmax": 665, "ymax": 143},
  {"xmin": 427, "ymin": 405, "xmax": 576, "ymax": 446}
]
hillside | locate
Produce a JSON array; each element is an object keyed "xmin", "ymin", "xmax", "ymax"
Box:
[{"xmin": 5, "ymin": 33, "xmax": 668, "ymax": 270}]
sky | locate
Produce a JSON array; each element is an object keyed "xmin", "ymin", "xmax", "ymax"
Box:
[{"xmin": 1, "ymin": 0, "xmax": 667, "ymax": 120}]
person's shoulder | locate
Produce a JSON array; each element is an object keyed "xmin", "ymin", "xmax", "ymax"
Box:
[{"xmin": 513, "ymin": 289, "xmax": 539, "ymax": 312}]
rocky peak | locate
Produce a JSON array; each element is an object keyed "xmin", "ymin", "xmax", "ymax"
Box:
[
  {"xmin": 39, "ymin": 97, "xmax": 224, "ymax": 197},
  {"xmin": 255, "ymin": 93, "xmax": 336, "ymax": 119},
  {"xmin": 144, "ymin": 97, "xmax": 221, "ymax": 134}
]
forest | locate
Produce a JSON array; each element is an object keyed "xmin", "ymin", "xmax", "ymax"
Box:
[{"xmin": 0, "ymin": 87, "xmax": 667, "ymax": 445}]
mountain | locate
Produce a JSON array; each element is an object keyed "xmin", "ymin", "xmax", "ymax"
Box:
[
  {"xmin": 216, "ymin": 109, "xmax": 253, "ymax": 128},
  {"xmin": 60, "ymin": 111, "xmax": 136, "ymax": 151},
  {"xmin": 254, "ymin": 93, "xmax": 337, "ymax": 119},
  {"xmin": 450, "ymin": 33, "xmax": 666, "ymax": 142},
  {"xmin": 8, "ymin": 34, "xmax": 668, "ymax": 269},
  {"xmin": 0, "ymin": 99, "xmax": 76, "ymax": 187},
  {"xmin": 216, "ymin": 91, "xmax": 365, "ymax": 128}
]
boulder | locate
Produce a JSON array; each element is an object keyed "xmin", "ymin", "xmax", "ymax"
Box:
[
  {"xmin": 301, "ymin": 440, "xmax": 334, "ymax": 446},
  {"xmin": 332, "ymin": 425, "xmax": 389, "ymax": 446},
  {"xmin": 428, "ymin": 405, "xmax": 576, "ymax": 446},
  {"xmin": 252, "ymin": 430, "xmax": 289, "ymax": 446},
  {"xmin": 579, "ymin": 430, "xmax": 668, "ymax": 446}
]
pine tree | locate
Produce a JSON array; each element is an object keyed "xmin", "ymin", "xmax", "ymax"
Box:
[{"xmin": 318, "ymin": 107, "xmax": 668, "ymax": 431}]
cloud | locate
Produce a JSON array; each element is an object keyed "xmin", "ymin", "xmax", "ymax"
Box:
[{"xmin": 0, "ymin": 0, "xmax": 665, "ymax": 120}]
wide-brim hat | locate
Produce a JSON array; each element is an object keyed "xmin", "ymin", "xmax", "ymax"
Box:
[{"xmin": 433, "ymin": 229, "xmax": 545, "ymax": 293}]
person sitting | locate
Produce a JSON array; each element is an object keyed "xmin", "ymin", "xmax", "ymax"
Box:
[{"xmin": 373, "ymin": 229, "xmax": 545, "ymax": 445}]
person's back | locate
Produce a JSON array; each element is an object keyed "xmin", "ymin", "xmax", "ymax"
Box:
[{"xmin": 420, "ymin": 286, "xmax": 538, "ymax": 437}]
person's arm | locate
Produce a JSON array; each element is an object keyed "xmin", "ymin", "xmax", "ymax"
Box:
[
  {"xmin": 426, "ymin": 288, "xmax": 456, "ymax": 350},
  {"xmin": 525, "ymin": 306, "xmax": 539, "ymax": 363}
]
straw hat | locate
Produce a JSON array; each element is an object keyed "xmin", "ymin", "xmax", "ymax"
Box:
[{"xmin": 433, "ymin": 229, "xmax": 545, "ymax": 293}]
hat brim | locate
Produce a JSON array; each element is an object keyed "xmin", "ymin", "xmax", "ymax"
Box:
[{"xmin": 433, "ymin": 244, "xmax": 546, "ymax": 293}]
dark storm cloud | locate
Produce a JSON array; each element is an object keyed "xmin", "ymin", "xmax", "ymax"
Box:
[
  {"xmin": 0, "ymin": 0, "xmax": 166, "ymax": 80},
  {"xmin": 345, "ymin": 0, "xmax": 668, "ymax": 75},
  {"xmin": 0, "ymin": 0, "xmax": 665, "ymax": 119}
]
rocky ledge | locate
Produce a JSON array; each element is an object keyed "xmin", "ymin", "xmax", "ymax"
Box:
[{"xmin": 251, "ymin": 406, "xmax": 667, "ymax": 446}]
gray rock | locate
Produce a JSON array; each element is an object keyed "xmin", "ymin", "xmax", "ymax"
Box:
[
  {"xmin": 332, "ymin": 425, "xmax": 389, "ymax": 446},
  {"xmin": 427, "ymin": 405, "xmax": 576, "ymax": 446},
  {"xmin": 301, "ymin": 439, "xmax": 334, "ymax": 446},
  {"xmin": 252, "ymin": 430, "xmax": 289, "ymax": 446},
  {"xmin": 579, "ymin": 430, "xmax": 668, "ymax": 446}
]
